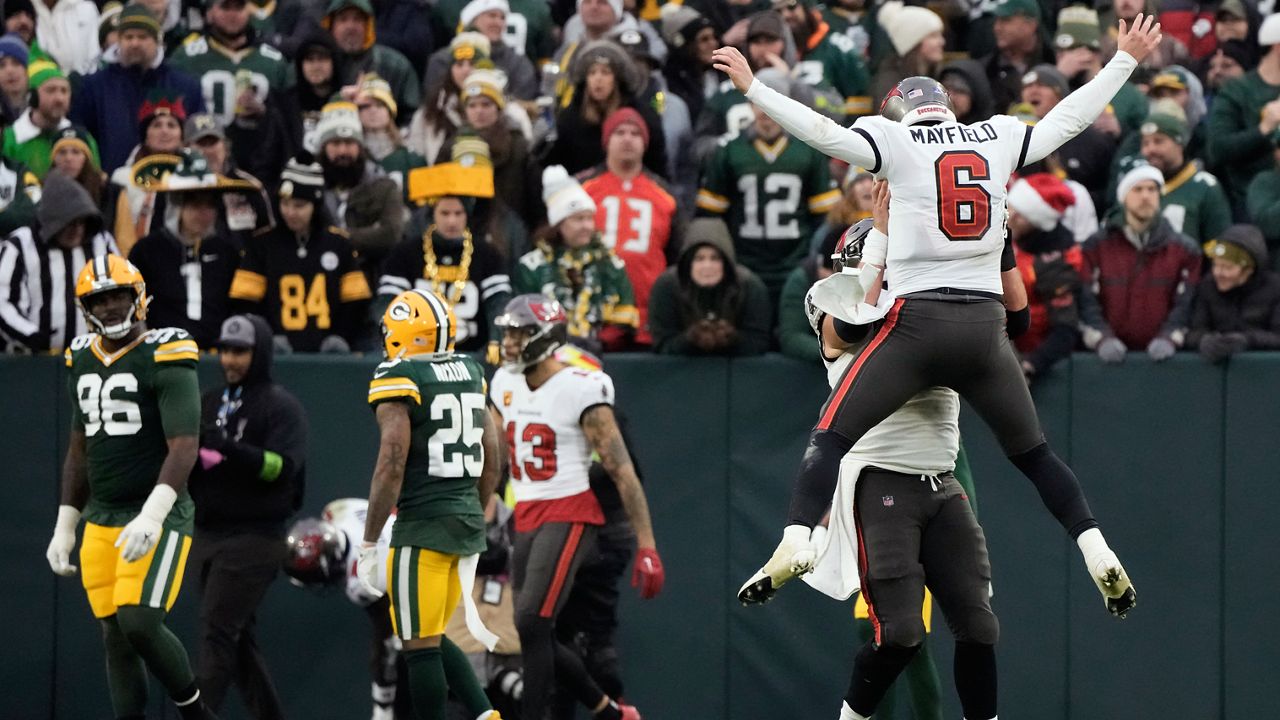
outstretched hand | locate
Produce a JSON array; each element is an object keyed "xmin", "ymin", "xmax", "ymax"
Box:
[
  {"xmin": 1116, "ymin": 13, "xmax": 1162, "ymax": 64},
  {"xmin": 871, "ymin": 180, "xmax": 890, "ymax": 234},
  {"xmin": 712, "ymin": 46, "xmax": 755, "ymax": 94}
]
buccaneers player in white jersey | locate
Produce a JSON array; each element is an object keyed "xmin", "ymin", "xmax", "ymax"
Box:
[{"xmin": 489, "ymin": 294, "xmax": 664, "ymax": 720}]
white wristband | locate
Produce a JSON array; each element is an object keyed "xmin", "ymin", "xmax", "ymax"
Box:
[
  {"xmin": 138, "ymin": 485, "xmax": 178, "ymax": 525},
  {"xmin": 861, "ymin": 228, "xmax": 888, "ymax": 268},
  {"xmin": 55, "ymin": 505, "xmax": 81, "ymax": 534}
]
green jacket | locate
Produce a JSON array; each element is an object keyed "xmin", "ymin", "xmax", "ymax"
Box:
[
  {"xmin": 1246, "ymin": 169, "xmax": 1280, "ymax": 249},
  {"xmin": 513, "ymin": 236, "xmax": 638, "ymax": 343},
  {"xmin": 778, "ymin": 262, "xmax": 820, "ymax": 362},
  {"xmin": 1, "ymin": 113, "xmax": 100, "ymax": 179},
  {"xmin": 1207, "ymin": 71, "xmax": 1280, "ymax": 207}
]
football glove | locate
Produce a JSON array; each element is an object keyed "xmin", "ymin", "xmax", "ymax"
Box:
[
  {"xmin": 631, "ymin": 547, "xmax": 665, "ymax": 599},
  {"xmin": 737, "ymin": 525, "xmax": 817, "ymax": 606},
  {"xmin": 1076, "ymin": 528, "xmax": 1137, "ymax": 619},
  {"xmin": 356, "ymin": 541, "xmax": 384, "ymax": 599},
  {"xmin": 46, "ymin": 505, "xmax": 81, "ymax": 576},
  {"xmin": 115, "ymin": 485, "xmax": 177, "ymax": 562}
]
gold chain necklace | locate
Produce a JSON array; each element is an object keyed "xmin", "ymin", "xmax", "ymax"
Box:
[{"xmin": 421, "ymin": 225, "xmax": 473, "ymax": 306}]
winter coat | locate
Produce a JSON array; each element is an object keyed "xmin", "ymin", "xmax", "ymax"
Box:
[
  {"xmin": 1078, "ymin": 215, "xmax": 1202, "ymax": 350},
  {"xmin": 1186, "ymin": 225, "xmax": 1280, "ymax": 350},
  {"xmin": 1013, "ymin": 224, "xmax": 1083, "ymax": 375},
  {"xmin": 322, "ymin": 160, "xmax": 405, "ymax": 280},
  {"xmin": 647, "ymin": 217, "xmax": 771, "ymax": 356},
  {"xmin": 940, "ymin": 58, "xmax": 995, "ymax": 124},
  {"xmin": 778, "ymin": 260, "xmax": 822, "ymax": 362},
  {"xmin": 192, "ymin": 313, "xmax": 308, "ymax": 535},
  {"xmin": 421, "ymin": 41, "xmax": 538, "ymax": 103},
  {"xmin": 33, "ymin": 0, "xmax": 101, "ymax": 75}
]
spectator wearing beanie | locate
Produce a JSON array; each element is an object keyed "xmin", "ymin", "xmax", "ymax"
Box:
[
  {"xmin": 779, "ymin": 224, "xmax": 839, "ymax": 362},
  {"xmin": 430, "ymin": 0, "xmax": 554, "ymax": 63},
  {"xmin": 0, "ymin": 171, "xmax": 118, "ymax": 353},
  {"xmin": 1135, "ymin": 102, "xmax": 1230, "ymax": 245},
  {"xmin": 1187, "ymin": 224, "xmax": 1280, "ymax": 363},
  {"xmin": 777, "ymin": 0, "xmax": 870, "ymax": 118},
  {"xmin": 647, "ymin": 217, "xmax": 771, "ymax": 357},
  {"xmin": 229, "ymin": 154, "xmax": 372, "ymax": 352},
  {"xmin": 547, "ymin": 39, "xmax": 666, "ymax": 178},
  {"xmin": 1208, "ymin": 14, "xmax": 1280, "ymax": 214},
  {"xmin": 659, "ymin": 3, "xmax": 718, "ymax": 125},
  {"xmin": 321, "ymin": 0, "xmax": 420, "ymax": 123},
  {"xmin": 0, "ymin": 32, "xmax": 29, "ymax": 121},
  {"xmin": 422, "ymin": 0, "xmax": 537, "ymax": 101},
  {"xmin": 514, "ymin": 164, "xmax": 638, "ymax": 353},
  {"xmin": 97, "ymin": 1, "xmax": 123, "ymax": 56},
  {"xmin": 2, "ymin": 0, "xmax": 34, "ymax": 46},
  {"xmin": 580, "ymin": 107, "xmax": 678, "ymax": 346},
  {"xmin": 1200, "ymin": 39, "xmax": 1254, "ymax": 106},
  {"xmin": 1006, "ymin": 174, "xmax": 1084, "ymax": 379},
  {"xmin": 1052, "ymin": 4, "xmax": 1146, "ymax": 137},
  {"xmin": 107, "ymin": 91, "xmax": 189, "ymax": 256},
  {"xmin": 871, "ymin": 1, "xmax": 943, "ymax": 108},
  {"xmin": 31, "ymin": 0, "xmax": 101, "ymax": 75},
  {"xmin": 69, "ymin": 3, "xmax": 205, "ymax": 174},
  {"xmin": 406, "ymin": 31, "xmax": 490, "ymax": 164},
  {"xmin": 277, "ymin": 26, "xmax": 342, "ymax": 159},
  {"xmin": 2, "ymin": 59, "xmax": 100, "ymax": 179},
  {"xmin": 348, "ymin": 73, "xmax": 427, "ymax": 203},
  {"xmin": 981, "ymin": 0, "xmax": 1055, "ymax": 117},
  {"xmin": 1079, "ymin": 164, "xmax": 1202, "ymax": 363},
  {"xmin": 49, "ymin": 126, "xmax": 107, "ymax": 205}
]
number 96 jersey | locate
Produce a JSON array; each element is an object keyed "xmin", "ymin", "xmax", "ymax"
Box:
[
  {"xmin": 367, "ymin": 355, "xmax": 488, "ymax": 556},
  {"xmin": 855, "ymin": 114, "xmax": 1032, "ymax": 296},
  {"xmin": 489, "ymin": 367, "xmax": 613, "ymax": 533}
]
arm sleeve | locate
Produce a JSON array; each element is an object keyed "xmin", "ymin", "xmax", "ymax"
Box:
[
  {"xmin": 777, "ymin": 269, "xmax": 819, "ymax": 361},
  {"xmin": 347, "ymin": 184, "xmax": 406, "ymax": 257},
  {"xmin": 695, "ymin": 145, "xmax": 731, "ymax": 216},
  {"xmin": 1024, "ymin": 51, "xmax": 1138, "ymax": 166},
  {"xmin": 743, "ymin": 78, "xmax": 880, "ymax": 169},
  {"xmin": 154, "ymin": 364, "xmax": 201, "ymax": 438},
  {"xmin": 1207, "ymin": 85, "xmax": 1273, "ymax": 167}
]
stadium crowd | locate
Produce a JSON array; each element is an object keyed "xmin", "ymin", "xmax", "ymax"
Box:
[{"xmin": 0, "ymin": 0, "xmax": 1277, "ymax": 372}]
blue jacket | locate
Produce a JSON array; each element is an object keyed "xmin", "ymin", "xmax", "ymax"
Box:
[{"xmin": 70, "ymin": 60, "xmax": 206, "ymax": 173}]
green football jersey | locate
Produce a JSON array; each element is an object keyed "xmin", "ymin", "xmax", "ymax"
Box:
[
  {"xmin": 697, "ymin": 134, "xmax": 840, "ymax": 293},
  {"xmin": 1160, "ymin": 161, "xmax": 1231, "ymax": 244},
  {"xmin": 367, "ymin": 354, "xmax": 488, "ymax": 555},
  {"xmin": 64, "ymin": 328, "xmax": 201, "ymax": 531},
  {"xmin": 796, "ymin": 29, "xmax": 871, "ymax": 117},
  {"xmin": 169, "ymin": 35, "xmax": 294, "ymax": 125}
]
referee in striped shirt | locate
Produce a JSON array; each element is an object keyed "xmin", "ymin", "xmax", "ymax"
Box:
[{"xmin": 0, "ymin": 172, "xmax": 116, "ymax": 353}]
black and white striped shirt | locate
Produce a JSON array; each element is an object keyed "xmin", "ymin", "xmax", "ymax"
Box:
[{"xmin": 0, "ymin": 227, "xmax": 118, "ymax": 353}]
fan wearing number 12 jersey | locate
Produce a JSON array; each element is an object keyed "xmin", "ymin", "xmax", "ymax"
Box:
[{"xmin": 489, "ymin": 294, "xmax": 662, "ymax": 720}]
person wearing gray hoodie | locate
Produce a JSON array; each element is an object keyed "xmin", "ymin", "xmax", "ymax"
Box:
[{"xmin": 646, "ymin": 217, "xmax": 771, "ymax": 355}]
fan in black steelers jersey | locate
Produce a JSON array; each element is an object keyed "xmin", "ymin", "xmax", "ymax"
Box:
[
  {"xmin": 712, "ymin": 14, "xmax": 1161, "ymax": 720},
  {"xmin": 378, "ymin": 195, "xmax": 512, "ymax": 361}
]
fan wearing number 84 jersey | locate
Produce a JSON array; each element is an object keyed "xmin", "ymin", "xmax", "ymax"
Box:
[
  {"xmin": 489, "ymin": 294, "xmax": 662, "ymax": 720},
  {"xmin": 361, "ymin": 287, "xmax": 504, "ymax": 720}
]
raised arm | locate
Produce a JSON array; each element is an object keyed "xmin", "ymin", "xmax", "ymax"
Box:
[
  {"xmin": 1025, "ymin": 15, "xmax": 1161, "ymax": 165},
  {"xmin": 712, "ymin": 46, "xmax": 879, "ymax": 169}
]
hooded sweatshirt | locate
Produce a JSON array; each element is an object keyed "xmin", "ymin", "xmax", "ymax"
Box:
[
  {"xmin": 1186, "ymin": 225, "xmax": 1280, "ymax": 350},
  {"xmin": 322, "ymin": 0, "xmax": 421, "ymax": 121},
  {"xmin": 191, "ymin": 313, "xmax": 308, "ymax": 535},
  {"xmin": 646, "ymin": 217, "xmax": 771, "ymax": 355},
  {"xmin": 940, "ymin": 58, "xmax": 995, "ymax": 124}
]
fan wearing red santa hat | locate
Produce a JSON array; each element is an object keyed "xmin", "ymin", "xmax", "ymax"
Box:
[{"xmin": 1006, "ymin": 173, "xmax": 1086, "ymax": 381}]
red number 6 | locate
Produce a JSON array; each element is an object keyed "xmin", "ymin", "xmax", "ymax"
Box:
[{"xmin": 934, "ymin": 151, "xmax": 992, "ymax": 242}]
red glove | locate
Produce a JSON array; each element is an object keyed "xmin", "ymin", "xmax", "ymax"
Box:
[{"xmin": 632, "ymin": 547, "xmax": 665, "ymax": 599}]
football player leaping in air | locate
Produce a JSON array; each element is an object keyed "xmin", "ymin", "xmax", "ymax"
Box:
[
  {"xmin": 357, "ymin": 288, "xmax": 505, "ymax": 720},
  {"xmin": 47, "ymin": 255, "xmax": 219, "ymax": 719},
  {"xmin": 489, "ymin": 294, "xmax": 665, "ymax": 720}
]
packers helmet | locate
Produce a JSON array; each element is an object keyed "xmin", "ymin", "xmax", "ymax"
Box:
[
  {"xmin": 381, "ymin": 288, "xmax": 457, "ymax": 360},
  {"xmin": 496, "ymin": 294, "xmax": 568, "ymax": 371},
  {"xmin": 283, "ymin": 518, "xmax": 348, "ymax": 588},
  {"xmin": 75, "ymin": 254, "xmax": 149, "ymax": 339},
  {"xmin": 880, "ymin": 76, "xmax": 956, "ymax": 126}
]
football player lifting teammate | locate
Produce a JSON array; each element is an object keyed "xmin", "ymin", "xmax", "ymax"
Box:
[
  {"xmin": 357, "ymin": 288, "xmax": 504, "ymax": 720},
  {"xmin": 46, "ymin": 255, "xmax": 219, "ymax": 719},
  {"xmin": 489, "ymin": 294, "xmax": 664, "ymax": 720},
  {"xmin": 714, "ymin": 13, "xmax": 1161, "ymax": 720}
]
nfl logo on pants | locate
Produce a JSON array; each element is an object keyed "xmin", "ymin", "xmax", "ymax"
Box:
[{"xmin": 882, "ymin": 496, "xmax": 894, "ymax": 507}]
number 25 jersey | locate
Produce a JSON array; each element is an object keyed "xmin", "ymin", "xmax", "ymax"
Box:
[
  {"xmin": 489, "ymin": 366, "xmax": 613, "ymax": 533},
  {"xmin": 856, "ymin": 114, "xmax": 1031, "ymax": 295}
]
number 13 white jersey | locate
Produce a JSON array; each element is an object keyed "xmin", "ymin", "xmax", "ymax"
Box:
[
  {"xmin": 855, "ymin": 114, "xmax": 1032, "ymax": 295},
  {"xmin": 490, "ymin": 366, "xmax": 614, "ymax": 532}
]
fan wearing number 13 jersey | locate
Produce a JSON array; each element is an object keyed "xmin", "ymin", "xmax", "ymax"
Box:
[
  {"xmin": 711, "ymin": 16, "xmax": 1160, "ymax": 707},
  {"xmin": 488, "ymin": 294, "xmax": 662, "ymax": 720}
]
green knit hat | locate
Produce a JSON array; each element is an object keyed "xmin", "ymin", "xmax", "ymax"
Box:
[
  {"xmin": 1140, "ymin": 99, "xmax": 1189, "ymax": 146},
  {"xmin": 27, "ymin": 58, "xmax": 64, "ymax": 91},
  {"xmin": 117, "ymin": 2, "xmax": 162, "ymax": 40}
]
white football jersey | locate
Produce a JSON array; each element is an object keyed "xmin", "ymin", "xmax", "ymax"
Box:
[
  {"xmin": 322, "ymin": 498, "xmax": 394, "ymax": 607},
  {"xmin": 490, "ymin": 366, "xmax": 613, "ymax": 530},
  {"xmin": 824, "ymin": 353, "xmax": 959, "ymax": 474},
  {"xmin": 854, "ymin": 113, "xmax": 1032, "ymax": 295}
]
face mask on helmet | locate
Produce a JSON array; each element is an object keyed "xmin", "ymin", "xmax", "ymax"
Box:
[
  {"xmin": 832, "ymin": 218, "xmax": 875, "ymax": 274},
  {"xmin": 496, "ymin": 295, "xmax": 569, "ymax": 372},
  {"xmin": 75, "ymin": 255, "xmax": 150, "ymax": 340},
  {"xmin": 880, "ymin": 76, "xmax": 956, "ymax": 126},
  {"xmin": 283, "ymin": 518, "xmax": 348, "ymax": 589}
]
